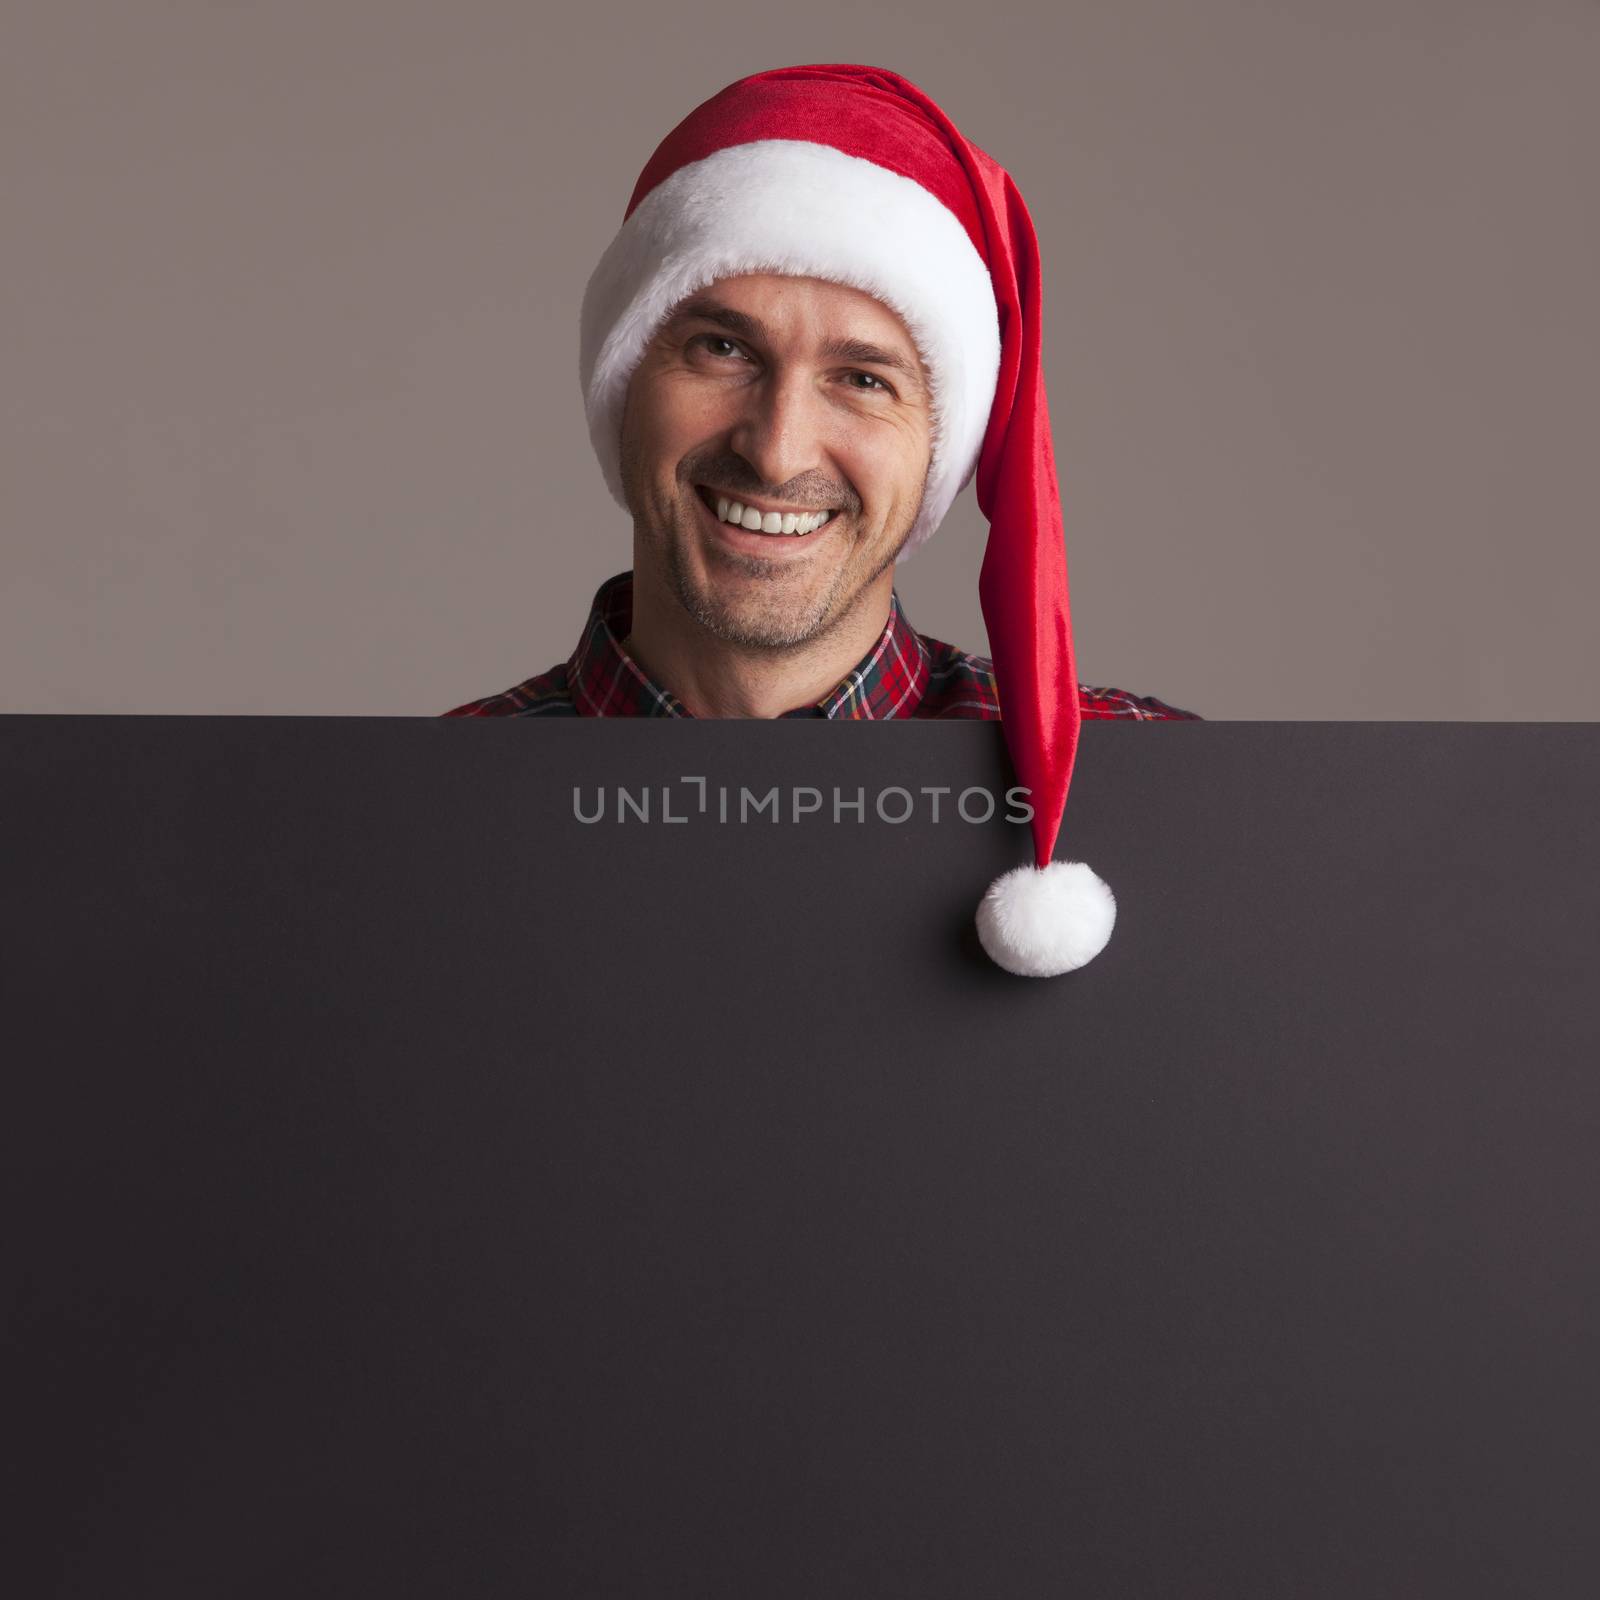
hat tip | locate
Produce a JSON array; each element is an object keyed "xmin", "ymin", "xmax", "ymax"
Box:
[{"xmin": 975, "ymin": 860, "xmax": 1116, "ymax": 977}]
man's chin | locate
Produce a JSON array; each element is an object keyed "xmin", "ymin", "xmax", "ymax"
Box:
[
  {"xmin": 682, "ymin": 587, "xmax": 833, "ymax": 651},
  {"xmin": 668, "ymin": 551, "xmax": 837, "ymax": 651}
]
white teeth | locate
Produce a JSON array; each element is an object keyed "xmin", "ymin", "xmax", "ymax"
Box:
[{"xmin": 709, "ymin": 492, "xmax": 835, "ymax": 535}]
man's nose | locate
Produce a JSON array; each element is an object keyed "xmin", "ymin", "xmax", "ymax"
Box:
[{"xmin": 727, "ymin": 367, "xmax": 829, "ymax": 493}]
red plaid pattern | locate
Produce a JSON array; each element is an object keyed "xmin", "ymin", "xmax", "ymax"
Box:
[{"xmin": 441, "ymin": 570, "xmax": 1201, "ymax": 722}]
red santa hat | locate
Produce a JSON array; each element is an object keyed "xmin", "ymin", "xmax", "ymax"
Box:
[{"xmin": 578, "ymin": 63, "xmax": 1115, "ymax": 977}]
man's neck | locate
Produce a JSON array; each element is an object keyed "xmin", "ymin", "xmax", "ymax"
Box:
[{"xmin": 622, "ymin": 563, "xmax": 893, "ymax": 719}]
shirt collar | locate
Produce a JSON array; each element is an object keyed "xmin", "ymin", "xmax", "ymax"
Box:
[{"xmin": 567, "ymin": 570, "xmax": 933, "ymax": 720}]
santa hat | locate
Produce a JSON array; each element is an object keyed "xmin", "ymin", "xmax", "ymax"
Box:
[{"xmin": 578, "ymin": 63, "xmax": 1115, "ymax": 977}]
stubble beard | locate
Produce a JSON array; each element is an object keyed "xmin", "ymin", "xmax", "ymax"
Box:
[
  {"xmin": 667, "ymin": 514, "xmax": 856, "ymax": 651},
  {"xmin": 650, "ymin": 478, "xmax": 920, "ymax": 653}
]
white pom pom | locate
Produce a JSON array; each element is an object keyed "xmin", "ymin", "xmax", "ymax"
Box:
[{"xmin": 975, "ymin": 860, "xmax": 1116, "ymax": 977}]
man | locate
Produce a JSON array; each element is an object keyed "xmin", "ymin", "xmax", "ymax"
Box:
[
  {"xmin": 444, "ymin": 65, "xmax": 1200, "ymax": 976},
  {"xmin": 441, "ymin": 266, "xmax": 1197, "ymax": 725}
]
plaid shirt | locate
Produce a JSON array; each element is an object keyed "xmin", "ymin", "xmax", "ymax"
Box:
[{"xmin": 441, "ymin": 570, "xmax": 1201, "ymax": 722}]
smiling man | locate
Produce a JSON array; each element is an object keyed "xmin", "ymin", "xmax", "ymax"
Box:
[
  {"xmin": 444, "ymin": 64, "xmax": 1199, "ymax": 976},
  {"xmin": 444, "ymin": 67, "xmax": 1198, "ymax": 730}
]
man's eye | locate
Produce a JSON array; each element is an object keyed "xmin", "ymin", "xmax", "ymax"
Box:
[{"xmin": 692, "ymin": 338, "xmax": 890, "ymax": 395}]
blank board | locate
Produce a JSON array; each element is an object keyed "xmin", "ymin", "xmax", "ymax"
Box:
[{"xmin": 3, "ymin": 716, "xmax": 1598, "ymax": 1596}]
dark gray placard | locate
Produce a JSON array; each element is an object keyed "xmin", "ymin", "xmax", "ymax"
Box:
[{"xmin": 3, "ymin": 716, "xmax": 1598, "ymax": 1597}]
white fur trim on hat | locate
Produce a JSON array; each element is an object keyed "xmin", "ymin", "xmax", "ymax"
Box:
[{"xmin": 578, "ymin": 139, "xmax": 1001, "ymax": 558}]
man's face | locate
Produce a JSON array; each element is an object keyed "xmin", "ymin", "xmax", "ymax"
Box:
[{"xmin": 618, "ymin": 273, "xmax": 933, "ymax": 650}]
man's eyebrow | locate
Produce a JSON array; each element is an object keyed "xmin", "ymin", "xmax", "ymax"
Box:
[
  {"xmin": 668, "ymin": 298, "xmax": 926, "ymax": 397},
  {"xmin": 669, "ymin": 299, "xmax": 764, "ymax": 340}
]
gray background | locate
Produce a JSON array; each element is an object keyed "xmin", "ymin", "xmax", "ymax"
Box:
[{"xmin": 3, "ymin": 0, "xmax": 1595, "ymax": 719}]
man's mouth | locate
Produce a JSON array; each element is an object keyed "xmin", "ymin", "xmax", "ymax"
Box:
[{"xmin": 694, "ymin": 484, "xmax": 840, "ymax": 538}]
